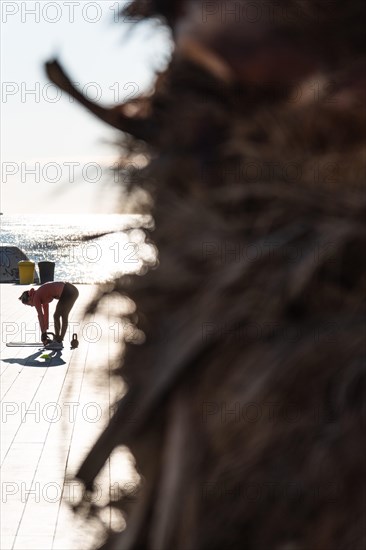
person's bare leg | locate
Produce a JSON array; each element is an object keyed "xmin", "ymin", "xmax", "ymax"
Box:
[
  {"xmin": 54, "ymin": 312, "xmax": 61, "ymax": 340},
  {"xmin": 55, "ymin": 284, "xmax": 79, "ymax": 343},
  {"xmin": 59, "ymin": 314, "xmax": 69, "ymax": 342}
]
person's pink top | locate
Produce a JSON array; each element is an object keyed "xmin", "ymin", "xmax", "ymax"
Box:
[{"xmin": 29, "ymin": 282, "xmax": 65, "ymax": 333}]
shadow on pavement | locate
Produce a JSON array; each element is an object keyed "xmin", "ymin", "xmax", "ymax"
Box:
[{"xmin": 2, "ymin": 350, "xmax": 66, "ymax": 367}]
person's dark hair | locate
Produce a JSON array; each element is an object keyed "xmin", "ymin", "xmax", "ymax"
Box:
[{"xmin": 18, "ymin": 291, "xmax": 30, "ymax": 304}]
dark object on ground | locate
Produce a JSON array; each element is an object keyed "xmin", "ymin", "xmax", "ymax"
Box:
[
  {"xmin": 70, "ymin": 333, "xmax": 79, "ymax": 350},
  {"xmin": 44, "ymin": 331, "xmax": 56, "ymax": 346},
  {"xmin": 46, "ymin": 1, "xmax": 366, "ymax": 549},
  {"xmin": 38, "ymin": 261, "xmax": 55, "ymax": 284}
]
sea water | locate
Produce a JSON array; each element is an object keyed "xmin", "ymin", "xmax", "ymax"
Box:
[{"xmin": 0, "ymin": 214, "xmax": 156, "ymax": 283}]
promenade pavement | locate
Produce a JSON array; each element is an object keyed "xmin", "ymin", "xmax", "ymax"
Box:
[{"xmin": 0, "ymin": 284, "xmax": 136, "ymax": 549}]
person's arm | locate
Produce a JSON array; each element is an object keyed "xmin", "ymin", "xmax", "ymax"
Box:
[
  {"xmin": 33, "ymin": 295, "xmax": 48, "ymax": 335},
  {"xmin": 42, "ymin": 303, "xmax": 49, "ymax": 333}
]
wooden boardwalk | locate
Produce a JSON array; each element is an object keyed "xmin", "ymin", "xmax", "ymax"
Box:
[{"xmin": 0, "ymin": 284, "xmax": 135, "ymax": 550}]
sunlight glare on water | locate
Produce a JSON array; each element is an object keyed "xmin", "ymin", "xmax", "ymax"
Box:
[{"xmin": 0, "ymin": 214, "xmax": 156, "ymax": 283}]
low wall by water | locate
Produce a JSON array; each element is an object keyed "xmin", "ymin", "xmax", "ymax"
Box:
[{"xmin": 0, "ymin": 246, "xmax": 39, "ymax": 284}]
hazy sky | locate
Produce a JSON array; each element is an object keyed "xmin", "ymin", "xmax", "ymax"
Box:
[{"xmin": 1, "ymin": 1, "xmax": 172, "ymax": 214}]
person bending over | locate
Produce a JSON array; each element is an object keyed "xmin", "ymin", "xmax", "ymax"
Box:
[{"xmin": 19, "ymin": 282, "xmax": 79, "ymax": 349}]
